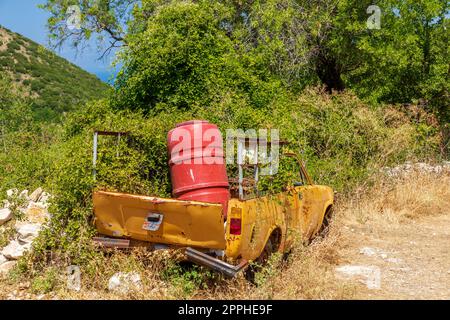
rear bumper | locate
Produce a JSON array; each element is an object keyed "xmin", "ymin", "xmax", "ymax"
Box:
[
  {"xmin": 185, "ymin": 247, "xmax": 248, "ymax": 278},
  {"xmin": 93, "ymin": 237, "xmax": 246, "ymax": 278}
]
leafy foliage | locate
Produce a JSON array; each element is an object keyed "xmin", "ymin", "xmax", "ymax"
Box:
[{"xmin": 0, "ymin": 26, "xmax": 109, "ymax": 122}]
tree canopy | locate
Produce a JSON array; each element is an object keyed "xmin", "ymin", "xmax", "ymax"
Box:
[{"xmin": 42, "ymin": 0, "xmax": 449, "ymax": 123}]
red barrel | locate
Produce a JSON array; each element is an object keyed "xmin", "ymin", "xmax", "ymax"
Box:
[{"xmin": 168, "ymin": 120, "xmax": 230, "ymax": 217}]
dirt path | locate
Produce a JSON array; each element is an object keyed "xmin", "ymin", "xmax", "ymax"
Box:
[{"xmin": 337, "ymin": 214, "xmax": 450, "ymax": 299}]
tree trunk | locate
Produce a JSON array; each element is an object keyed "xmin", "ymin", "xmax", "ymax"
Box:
[{"xmin": 316, "ymin": 54, "xmax": 345, "ymax": 93}]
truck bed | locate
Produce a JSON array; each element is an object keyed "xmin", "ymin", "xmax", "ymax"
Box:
[{"xmin": 93, "ymin": 191, "xmax": 227, "ymax": 250}]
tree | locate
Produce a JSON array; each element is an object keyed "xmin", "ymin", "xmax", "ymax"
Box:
[
  {"xmin": 113, "ymin": 1, "xmax": 240, "ymax": 111},
  {"xmin": 39, "ymin": 0, "xmax": 138, "ymax": 57},
  {"xmin": 348, "ymin": 0, "xmax": 449, "ymax": 106},
  {"xmin": 41, "ymin": 0, "xmax": 449, "ymax": 120}
]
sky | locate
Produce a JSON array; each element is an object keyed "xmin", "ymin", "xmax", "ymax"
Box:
[{"xmin": 0, "ymin": 0, "xmax": 119, "ymax": 82}]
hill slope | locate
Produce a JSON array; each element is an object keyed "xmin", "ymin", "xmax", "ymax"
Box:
[{"xmin": 0, "ymin": 26, "xmax": 109, "ymax": 120}]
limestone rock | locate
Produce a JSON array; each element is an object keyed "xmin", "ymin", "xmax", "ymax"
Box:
[
  {"xmin": 22, "ymin": 203, "xmax": 50, "ymax": 224},
  {"xmin": 1, "ymin": 240, "xmax": 31, "ymax": 260},
  {"xmin": 29, "ymin": 187, "xmax": 43, "ymax": 202},
  {"xmin": 38, "ymin": 192, "xmax": 51, "ymax": 205},
  {"xmin": 0, "ymin": 261, "xmax": 17, "ymax": 275},
  {"xmin": 108, "ymin": 272, "xmax": 142, "ymax": 294},
  {"xmin": 0, "ymin": 208, "xmax": 12, "ymax": 225},
  {"xmin": 16, "ymin": 223, "xmax": 42, "ymax": 243},
  {"xmin": 6, "ymin": 189, "xmax": 18, "ymax": 198},
  {"xmin": 19, "ymin": 190, "xmax": 29, "ymax": 200}
]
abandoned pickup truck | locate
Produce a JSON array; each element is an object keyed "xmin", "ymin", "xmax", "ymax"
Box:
[{"xmin": 92, "ymin": 121, "xmax": 334, "ymax": 278}]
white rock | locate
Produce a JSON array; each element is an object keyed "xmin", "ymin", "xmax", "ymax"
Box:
[
  {"xmin": 335, "ymin": 265, "xmax": 381, "ymax": 290},
  {"xmin": 38, "ymin": 192, "xmax": 51, "ymax": 204},
  {"xmin": 359, "ymin": 247, "xmax": 376, "ymax": 256},
  {"xmin": 0, "ymin": 261, "xmax": 17, "ymax": 275},
  {"xmin": 434, "ymin": 165, "xmax": 443, "ymax": 173},
  {"xmin": 380, "ymin": 253, "xmax": 388, "ymax": 259},
  {"xmin": 21, "ymin": 203, "xmax": 50, "ymax": 223},
  {"xmin": 19, "ymin": 190, "xmax": 29, "ymax": 200},
  {"xmin": 0, "ymin": 208, "xmax": 12, "ymax": 225},
  {"xmin": 6, "ymin": 189, "xmax": 18, "ymax": 198},
  {"xmin": 16, "ymin": 223, "xmax": 42, "ymax": 242},
  {"xmin": 29, "ymin": 187, "xmax": 43, "ymax": 203},
  {"xmin": 1, "ymin": 240, "xmax": 31, "ymax": 260},
  {"xmin": 0, "ymin": 254, "xmax": 7, "ymax": 265},
  {"xmin": 108, "ymin": 272, "xmax": 142, "ymax": 294},
  {"xmin": 28, "ymin": 201, "xmax": 48, "ymax": 210}
]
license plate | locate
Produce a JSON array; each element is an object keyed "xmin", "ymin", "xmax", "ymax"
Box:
[{"xmin": 142, "ymin": 213, "xmax": 163, "ymax": 231}]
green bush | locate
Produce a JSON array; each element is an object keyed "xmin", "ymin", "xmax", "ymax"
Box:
[
  {"xmin": 0, "ymin": 58, "xmax": 13, "ymax": 68},
  {"xmin": 7, "ymin": 41, "xmax": 20, "ymax": 51}
]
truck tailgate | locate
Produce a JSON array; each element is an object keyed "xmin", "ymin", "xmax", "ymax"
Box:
[{"xmin": 93, "ymin": 191, "xmax": 226, "ymax": 249}]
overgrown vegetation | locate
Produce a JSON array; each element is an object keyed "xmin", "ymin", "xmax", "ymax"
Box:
[
  {"xmin": 0, "ymin": 26, "xmax": 109, "ymax": 122},
  {"xmin": 0, "ymin": 0, "xmax": 448, "ymax": 299}
]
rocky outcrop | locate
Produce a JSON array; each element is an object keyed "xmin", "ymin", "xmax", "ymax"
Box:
[
  {"xmin": 381, "ymin": 161, "xmax": 450, "ymax": 178},
  {"xmin": 16, "ymin": 223, "xmax": 42, "ymax": 243},
  {"xmin": 0, "ymin": 187, "xmax": 52, "ymax": 276},
  {"xmin": 0, "ymin": 261, "xmax": 17, "ymax": 275}
]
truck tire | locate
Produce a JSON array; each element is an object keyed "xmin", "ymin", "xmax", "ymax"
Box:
[
  {"xmin": 245, "ymin": 238, "xmax": 275, "ymax": 284},
  {"xmin": 317, "ymin": 206, "xmax": 333, "ymax": 238}
]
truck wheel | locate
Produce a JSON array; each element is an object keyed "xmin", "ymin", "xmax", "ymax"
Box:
[
  {"xmin": 317, "ymin": 206, "xmax": 333, "ymax": 238},
  {"xmin": 245, "ymin": 238, "xmax": 274, "ymax": 284}
]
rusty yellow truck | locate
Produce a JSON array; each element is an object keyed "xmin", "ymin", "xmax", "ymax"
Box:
[{"xmin": 92, "ymin": 123, "xmax": 334, "ymax": 278}]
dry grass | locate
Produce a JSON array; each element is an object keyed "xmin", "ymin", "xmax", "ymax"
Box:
[{"xmin": 340, "ymin": 171, "xmax": 450, "ymax": 226}]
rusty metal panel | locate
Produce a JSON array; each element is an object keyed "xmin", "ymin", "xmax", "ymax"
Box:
[
  {"xmin": 93, "ymin": 191, "xmax": 226, "ymax": 250},
  {"xmin": 225, "ymin": 185, "xmax": 334, "ymax": 261}
]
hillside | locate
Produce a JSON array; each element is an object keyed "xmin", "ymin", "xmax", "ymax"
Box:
[{"xmin": 0, "ymin": 26, "xmax": 109, "ymax": 121}]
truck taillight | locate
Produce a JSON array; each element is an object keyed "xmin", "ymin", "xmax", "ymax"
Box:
[{"xmin": 230, "ymin": 218, "xmax": 242, "ymax": 235}]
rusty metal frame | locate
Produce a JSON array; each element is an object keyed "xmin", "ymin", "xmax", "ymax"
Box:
[
  {"xmin": 283, "ymin": 152, "xmax": 314, "ymax": 185},
  {"xmin": 232, "ymin": 137, "xmax": 289, "ymax": 200},
  {"xmin": 93, "ymin": 130, "xmax": 129, "ymax": 181}
]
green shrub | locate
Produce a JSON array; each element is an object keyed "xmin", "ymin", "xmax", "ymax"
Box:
[
  {"xmin": 31, "ymin": 267, "xmax": 59, "ymax": 293},
  {"xmin": 161, "ymin": 261, "xmax": 216, "ymax": 297},
  {"xmin": 7, "ymin": 41, "xmax": 20, "ymax": 51},
  {"xmin": 0, "ymin": 58, "xmax": 13, "ymax": 68},
  {"xmin": 30, "ymin": 80, "xmax": 45, "ymax": 92}
]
